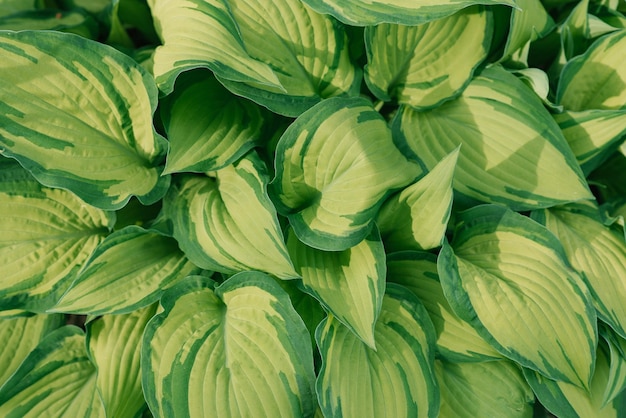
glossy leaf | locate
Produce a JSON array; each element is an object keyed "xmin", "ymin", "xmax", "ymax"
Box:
[
  {"xmin": 271, "ymin": 96, "xmax": 422, "ymax": 251},
  {"xmin": 165, "ymin": 153, "xmax": 297, "ymax": 279},
  {"xmin": 393, "ymin": 65, "xmax": 592, "ymax": 210},
  {"xmin": 142, "ymin": 273, "xmax": 316, "ymax": 418},
  {"xmin": 50, "ymin": 226, "xmax": 199, "ymax": 315},
  {"xmin": 365, "ymin": 6, "xmax": 491, "ymax": 109},
  {"xmin": 438, "ymin": 205, "xmax": 597, "ymax": 388},
  {"xmin": 286, "ymin": 227, "xmax": 386, "ymax": 348},
  {"xmin": 0, "ymin": 30, "xmax": 168, "ymax": 210},
  {"xmin": 316, "ymin": 284, "xmax": 439, "ymax": 418}
]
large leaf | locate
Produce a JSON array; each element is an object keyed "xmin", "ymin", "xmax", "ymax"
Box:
[
  {"xmin": 286, "ymin": 227, "xmax": 386, "ymax": 348},
  {"xmin": 0, "ymin": 326, "xmax": 104, "ymax": 417},
  {"xmin": 86, "ymin": 304, "xmax": 158, "ymax": 418},
  {"xmin": 142, "ymin": 273, "xmax": 316, "ymax": 418},
  {"xmin": 301, "ymin": 0, "xmax": 515, "ymax": 26},
  {"xmin": 436, "ymin": 359, "xmax": 534, "ymax": 418},
  {"xmin": 0, "ymin": 159, "xmax": 114, "ymax": 312},
  {"xmin": 316, "ymin": 283, "xmax": 439, "ymax": 418},
  {"xmin": 499, "ymin": 0, "xmax": 554, "ymax": 62},
  {"xmin": 165, "ymin": 152, "xmax": 297, "ymax": 279},
  {"xmin": 364, "ymin": 6, "xmax": 492, "ymax": 109},
  {"xmin": 151, "ymin": 0, "xmax": 359, "ymax": 116},
  {"xmin": 438, "ymin": 205, "xmax": 597, "ymax": 389},
  {"xmin": 557, "ymin": 29, "xmax": 626, "ymax": 111},
  {"xmin": 377, "ymin": 148, "xmax": 458, "ymax": 252},
  {"xmin": 160, "ymin": 70, "xmax": 266, "ymax": 174},
  {"xmin": 50, "ymin": 226, "xmax": 199, "ymax": 315},
  {"xmin": 0, "ymin": 30, "xmax": 168, "ymax": 210},
  {"xmin": 386, "ymin": 251, "xmax": 502, "ymax": 362},
  {"xmin": 271, "ymin": 96, "xmax": 422, "ymax": 251},
  {"xmin": 392, "ymin": 65, "xmax": 592, "ymax": 211},
  {"xmin": 532, "ymin": 202, "xmax": 626, "ymax": 340}
]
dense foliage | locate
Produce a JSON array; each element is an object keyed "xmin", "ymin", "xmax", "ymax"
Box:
[{"xmin": 1, "ymin": 0, "xmax": 626, "ymax": 416}]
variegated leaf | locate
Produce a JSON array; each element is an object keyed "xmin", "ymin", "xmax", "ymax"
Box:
[
  {"xmin": 0, "ymin": 30, "xmax": 169, "ymax": 210},
  {"xmin": 601, "ymin": 326, "xmax": 626, "ymax": 407},
  {"xmin": 142, "ymin": 273, "xmax": 316, "ymax": 418},
  {"xmin": 499, "ymin": 0, "xmax": 554, "ymax": 62}
]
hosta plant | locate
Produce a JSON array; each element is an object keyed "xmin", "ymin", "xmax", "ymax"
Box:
[{"xmin": 1, "ymin": 0, "xmax": 626, "ymax": 417}]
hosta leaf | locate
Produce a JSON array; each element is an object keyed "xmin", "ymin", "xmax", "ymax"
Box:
[
  {"xmin": 301, "ymin": 0, "xmax": 515, "ymax": 26},
  {"xmin": 316, "ymin": 284, "xmax": 439, "ymax": 418},
  {"xmin": 557, "ymin": 29, "xmax": 626, "ymax": 111},
  {"xmin": 386, "ymin": 251, "xmax": 502, "ymax": 362},
  {"xmin": 553, "ymin": 109, "xmax": 626, "ymax": 174},
  {"xmin": 0, "ymin": 326, "xmax": 104, "ymax": 418},
  {"xmin": 0, "ymin": 314, "xmax": 64, "ymax": 387},
  {"xmin": 499, "ymin": 0, "xmax": 554, "ymax": 61},
  {"xmin": 0, "ymin": 30, "xmax": 168, "ymax": 210},
  {"xmin": 271, "ymin": 96, "xmax": 422, "ymax": 251},
  {"xmin": 533, "ymin": 202, "xmax": 626, "ymax": 340},
  {"xmin": 160, "ymin": 70, "xmax": 265, "ymax": 174},
  {"xmin": 50, "ymin": 225, "xmax": 199, "ymax": 315},
  {"xmin": 436, "ymin": 359, "xmax": 534, "ymax": 418},
  {"xmin": 438, "ymin": 205, "xmax": 597, "ymax": 388},
  {"xmin": 86, "ymin": 304, "xmax": 158, "ymax": 418},
  {"xmin": 364, "ymin": 6, "xmax": 492, "ymax": 109},
  {"xmin": 601, "ymin": 326, "xmax": 626, "ymax": 406},
  {"xmin": 275, "ymin": 278, "xmax": 326, "ymax": 348},
  {"xmin": 151, "ymin": 0, "xmax": 358, "ymax": 116},
  {"xmin": 286, "ymin": 227, "xmax": 385, "ymax": 348},
  {"xmin": 377, "ymin": 148, "xmax": 458, "ymax": 252},
  {"xmin": 165, "ymin": 153, "xmax": 297, "ymax": 279},
  {"xmin": 142, "ymin": 273, "xmax": 316, "ymax": 418},
  {"xmin": 392, "ymin": 65, "xmax": 592, "ymax": 211},
  {"xmin": 0, "ymin": 10, "xmax": 98, "ymax": 38},
  {"xmin": 0, "ymin": 159, "xmax": 113, "ymax": 312}
]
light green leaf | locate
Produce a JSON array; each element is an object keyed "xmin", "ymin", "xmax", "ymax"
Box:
[
  {"xmin": 50, "ymin": 225, "xmax": 199, "ymax": 315},
  {"xmin": 386, "ymin": 251, "xmax": 502, "ymax": 362},
  {"xmin": 0, "ymin": 159, "xmax": 114, "ymax": 312},
  {"xmin": 0, "ymin": 313, "xmax": 64, "ymax": 387},
  {"xmin": 553, "ymin": 109, "xmax": 626, "ymax": 174},
  {"xmin": 557, "ymin": 29, "xmax": 626, "ymax": 111},
  {"xmin": 86, "ymin": 304, "xmax": 158, "ymax": 418},
  {"xmin": 0, "ymin": 30, "xmax": 169, "ymax": 210},
  {"xmin": 142, "ymin": 273, "xmax": 316, "ymax": 418},
  {"xmin": 0, "ymin": 326, "xmax": 104, "ymax": 418},
  {"xmin": 151, "ymin": 0, "xmax": 358, "ymax": 116},
  {"xmin": 499, "ymin": 0, "xmax": 554, "ymax": 61},
  {"xmin": 160, "ymin": 70, "xmax": 265, "ymax": 174},
  {"xmin": 377, "ymin": 148, "xmax": 458, "ymax": 252},
  {"xmin": 0, "ymin": 0, "xmax": 37, "ymax": 16},
  {"xmin": 365, "ymin": 6, "xmax": 491, "ymax": 109},
  {"xmin": 436, "ymin": 359, "xmax": 534, "ymax": 418},
  {"xmin": 0, "ymin": 10, "xmax": 98, "ymax": 38},
  {"xmin": 165, "ymin": 152, "xmax": 297, "ymax": 279},
  {"xmin": 438, "ymin": 205, "xmax": 597, "ymax": 389},
  {"xmin": 301, "ymin": 0, "xmax": 515, "ymax": 26},
  {"xmin": 601, "ymin": 326, "xmax": 626, "ymax": 407},
  {"xmin": 533, "ymin": 202, "xmax": 626, "ymax": 340},
  {"xmin": 392, "ymin": 65, "xmax": 592, "ymax": 211},
  {"xmin": 271, "ymin": 96, "xmax": 422, "ymax": 251},
  {"xmin": 316, "ymin": 284, "xmax": 439, "ymax": 418},
  {"xmin": 286, "ymin": 227, "xmax": 386, "ymax": 348},
  {"xmin": 560, "ymin": 0, "xmax": 592, "ymax": 60}
]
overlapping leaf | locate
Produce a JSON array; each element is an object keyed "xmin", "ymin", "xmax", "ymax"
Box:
[
  {"xmin": 498, "ymin": 0, "xmax": 554, "ymax": 62},
  {"xmin": 165, "ymin": 152, "xmax": 297, "ymax": 279},
  {"xmin": 0, "ymin": 30, "xmax": 168, "ymax": 210},
  {"xmin": 271, "ymin": 96, "xmax": 422, "ymax": 251},
  {"xmin": 601, "ymin": 326, "xmax": 626, "ymax": 406},
  {"xmin": 438, "ymin": 205, "xmax": 597, "ymax": 388},
  {"xmin": 316, "ymin": 284, "xmax": 439, "ymax": 418},
  {"xmin": 142, "ymin": 273, "xmax": 316, "ymax": 418},
  {"xmin": 393, "ymin": 65, "xmax": 593, "ymax": 210},
  {"xmin": 365, "ymin": 7, "xmax": 491, "ymax": 109},
  {"xmin": 0, "ymin": 159, "xmax": 114, "ymax": 312}
]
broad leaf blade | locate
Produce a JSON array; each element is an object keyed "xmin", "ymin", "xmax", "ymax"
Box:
[
  {"xmin": 316, "ymin": 284, "xmax": 439, "ymax": 418},
  {"xmin": 0, "ymin": 30, "xmax": 168, "ymax": 210},
  {"xmin": 142, "ymin": 273, "xmax": 316, "ymax": 418},
  {"xmin": 50, "ymin": 225, "xmax": 199, "ymax": 315},
  {"xmin": 438, "ymin": 205, "xmax": 597, "ymax": 388},
  {"xmin": 365, "ymin": 7, "xmax": 492, "ymax": 109},
  {"xmin": 393, "ymin": 65, "xmax": 592, "ymax": 210},
  {"xmin": 0, "ymin": 159, "xmax": 113, "ymax": 312},
  {"xmin": 271, "ymin": 96, "xmax": 422, "ymax": 251},
  {"xmin": 286, "ymin": 227, "xmax": 386, "ymax": 348}
]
